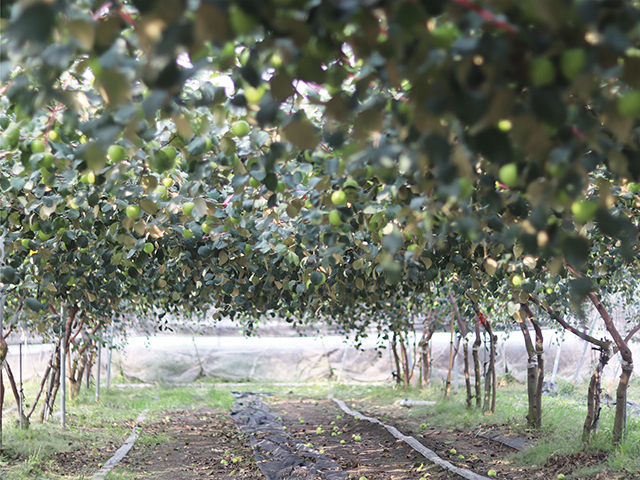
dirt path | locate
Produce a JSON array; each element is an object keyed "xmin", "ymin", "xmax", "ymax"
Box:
[
  {"xmin": 261, "ymin": 397, "xmax": 622, "ymax": 480},
  {"xmin": 45, "ymin": 395, "xmax": 623, "ymax": 480},
  {"xmin": 268, "ymin": 397, "xmax": 454, "ymax": 479},
  {"xmin": 118, "ymin": 407, "xmax": 263, "ymax": 479}
]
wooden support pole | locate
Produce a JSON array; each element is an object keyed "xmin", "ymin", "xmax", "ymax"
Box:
[{"xmin": 60, "ymin": 305, "xmax": 66, "ymax": 429}]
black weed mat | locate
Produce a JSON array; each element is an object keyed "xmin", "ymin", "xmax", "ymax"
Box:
[{"xmin": 230, "ymin": 392, "xmax": 346, "ymax": 480}]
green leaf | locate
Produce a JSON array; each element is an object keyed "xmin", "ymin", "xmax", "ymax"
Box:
[
  {"xmin": 381, "ymin": 231, "xmax": 404, "ymax": 254},
  {"xmin": 310, "ymin": 272, "xmax": 324, "ymax": 285},
  {"xmin": 25, "ymin": 298, "xmax": 46, "ymax": 312},
  {"xmin": 0, "ymin": 267, "xmax": 17, "ymax": 284},
  {"xmin": 8, "ymin": 3, "xmax": 55, "ymax": 44},
  {"xmin": 140, "ymin": 199, "xmax": 158, "ymax": 215},
  {"xmin": 282, "ymin": 119, "xmax": 320, "ymax": 151}
]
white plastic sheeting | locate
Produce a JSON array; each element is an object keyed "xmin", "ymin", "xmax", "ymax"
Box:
[
  {"xmin": 6, "ymin": 342, "xmax": 54, "ymax": 382},
  {"xmin": 111, "ymin": 335, "xmax": 389, "ymax": 383},
  {"xmin": 7, "ymin": 329, "xmax": 640, "ymax": 385}
]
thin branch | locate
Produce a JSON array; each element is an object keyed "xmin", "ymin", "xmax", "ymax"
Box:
[{"xmin": 528, "ymin": 295, "xmax": 610, "ymax": 351}]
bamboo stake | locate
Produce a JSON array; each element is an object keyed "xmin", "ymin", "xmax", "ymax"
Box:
[
  {"xmin": 445, "ymin": 311, "xmax": 455, "ymax": 400},
  {"xmin": 95, "ymin": 341, "xmax": 101, "ymax": 402},
  {"xmin": 0, "ymin": 292, "xmax": 5, "ymax": 449},
  {"xmin": 551, "ymin": 339, "xmax": 562, "ymax": 383},
  {"xmin": 106, "ymin": 325, "xmax": 114, "ymax": 390},
  {"xmin": 60, "ymin": 305, "xmax": 66, "ymax": 429},
  {"xmin": 19, "ymin": 342, "xmax": 23, "ymax": 429}
]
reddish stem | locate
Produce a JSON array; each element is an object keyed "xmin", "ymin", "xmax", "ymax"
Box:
[
  {"xmin": 451, "ymin": 0, "xmax": 517, "ymax": 36},
  {"xmin": 571, "ymin": 125, "xmax": 587, "ymax": 141}
]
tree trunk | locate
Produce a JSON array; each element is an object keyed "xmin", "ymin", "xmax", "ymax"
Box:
[
  {"xmin": 518, "ymin": 317, "xmax": 538, "ymax": 428},
  {"xmin": 473, "ymin": 319, "xmax": 482, "ymax": 408},
  {"xmin": 614, "ymin": 363, "xmax": 632, "ymax": 444},
  {"xmin": 70, "ymin": 347, "xmax": 91, "ymax": 398},
  {"xmin": 69, "ymin": 322, "xmax": 100, "ymax": 399},
  {"xmin": 531, "ymin": 318, "xmax": 544, "ymax": 429},
  {"xmin": 565, "ymin": 265, "xmax": 634, "ymax": 444},
  {"xmin": 584, "ymin": 298, "xmax": 631, "ymax": 444},
  {"xmin": 86, "ymin": 351, "xmax": 94, "ymax": 390},
  {"xmin": 28, "ymin": 363, "xmax": 51, "ymax": 420},
  {"xmin": 420, "ymin": 344, "xmax": 430, "ymax": 387},
  {"xmin": 524, "ymin": 304, "xmax": 544, "ymax": 429},
  {"xmin": 5, "ymin": 363, "xmax": 27, "ymax": 428},
  {"xmin": 0, "ymin": 370, "xmax": 3, "ymax": 450},
  {"xmin": 483, "ymin": 356, "xmax": 492, "ymax": 413},
  {"xmin": 398, "ymin": 332, "xmax": 411, "ymax": 391},
  {"xmin": 49, "ymin": 360, "xmax": 61, "ymax": 421},
  {"xmin": 582, "ymin": 349, "xmax": 609, "ymax": 442},
  {"xmin": 41, "ymin": 341, "xmax": 60, "ymax": 422},
  {"xmin": 449, "ymin": 293, "xmax": 472, "ymax": 408},
  {"xmin": 465, "ymin": 294, "xmax": 494, "ymax": 411},
  {"xmin": 391, "ymin": 332, "xmax": 402, "ymax": 387},
  {"xmin": 483, "ymin": 321, "xmax": 496, "ymax": 414},
  {"xmin": 420, "ymin": 324, "xmax": 435, "ymax": 388},
  {"xmin": 462, "ymin": 336, "xmax": 472, "ymax": 408},
  {"xmin": 445, "ymin": 312, "xmax": 455, "ymax": 400}
]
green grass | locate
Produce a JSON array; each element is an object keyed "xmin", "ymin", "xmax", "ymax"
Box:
[
  {"xmin": 0, "ymin": 380, "xmax": 234, "ymax": 479},
  {"xmin": 259, "ymin": 377, "xmax": 640, "ymax": 477},
  {"xmin": 1, "ymin": 376, "xmax": 639, "ymax": 479}
]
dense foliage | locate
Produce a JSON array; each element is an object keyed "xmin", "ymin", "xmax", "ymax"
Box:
[{"xmin": 3, "ymin": 0, "xmax": 640, "ymax": 440}]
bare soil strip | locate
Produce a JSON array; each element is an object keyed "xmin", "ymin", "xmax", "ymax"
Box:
[
  {"xmin": 116, "ymin": 406, "xmax": 264, "ymax": 479},
  {"xmin": 268, "ymin": 397, "xmax": 456, "ymax": 480},
  {"xmin": 331, "ymin": 396, "xmax": 491, "ymax": 480}
]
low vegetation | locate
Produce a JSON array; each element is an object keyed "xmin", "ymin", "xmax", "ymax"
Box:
[{"xmin": 0, "ymin": 378, "xmax": 638, "ymax": 479}]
